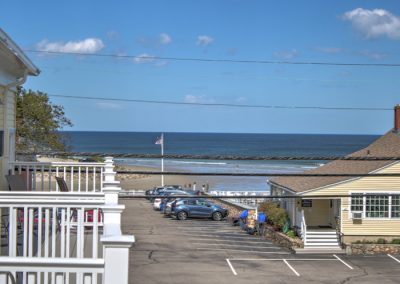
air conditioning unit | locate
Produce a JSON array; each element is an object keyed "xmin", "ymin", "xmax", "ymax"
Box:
[{"xmin": 352, "ymin": 212, "xmax": 363, "ymax": 219}]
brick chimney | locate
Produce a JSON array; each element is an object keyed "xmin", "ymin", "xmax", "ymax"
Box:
[{"xmin": 395, "ymin": 105, "xmax": 400, "ymax": 132}]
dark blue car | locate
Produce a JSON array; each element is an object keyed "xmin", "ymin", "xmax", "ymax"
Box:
[{"xmin": 171, "ymin": 198, "xmax": 228, "ymax": 221}]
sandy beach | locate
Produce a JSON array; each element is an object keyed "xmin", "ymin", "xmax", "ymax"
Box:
[
  {"xmin": 35, "ymin": 157, "xmax": 221, "ymax": 191},
  {"xmin": 116, "ymin": 164, "xmax": 217, "ymax": 191}
]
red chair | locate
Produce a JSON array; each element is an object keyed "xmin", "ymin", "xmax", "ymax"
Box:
[{"xmin": 55, "ymin": 177, "xmax": 103, "ymax": 227}]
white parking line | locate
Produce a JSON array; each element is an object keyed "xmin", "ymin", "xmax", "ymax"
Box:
[
  {"xmin": 333, "ymin": 254, "xmax": 353, "ymax": 270},
  {"xmin": 226, "ymin": 259, "xmax": 237, "ymax": 276},
  {"xmin": 192, "ymin": 243, "xmax": 281, "ymax": 249},
  {"xmin": 388, "ymin": 254, "xmax": 400, "ymax": 263},
  {"xmin": 283, "ymin": 259, "xmax": 300, "ymax": 277},
  {"xmin": 197, "ymin": 248, "xmax": 290, "ymax": 254},
  {"xmin": 229, "ymin": 258, "xmax": 338, "ymax": 261},
  {"xmin": 180, "ymin": 229, "xmax": 244, "ymax": 234},
  {"xmin": 190, "ymin": 238, "xmax": 273, "ymax": 244},
  {"xmin": 183, "ymin": 234, "xmax": 262, "ymax": 240}
]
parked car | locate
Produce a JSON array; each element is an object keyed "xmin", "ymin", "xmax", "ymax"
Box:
[
  {"xmin": 162, "ymin": 193, "xmax": 193, "ymax": 216},
  {"xmin": 153, "ymin": 190, "xmax": 188, "ymax": 210},
  {"xmin": 148, "ymin": 187, "xmax": 181, "ymax": 202},
  {"xmin": 171, "ymin": 198, "xmax": 228, "ymax": 221}
]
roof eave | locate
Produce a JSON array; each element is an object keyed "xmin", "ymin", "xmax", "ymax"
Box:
[
  {"xmin": 278, "ymin": 160, "xmax": 400, "ymax": 196},
  {"xmin": 0, "ymin": 29, "xmax": 40, "ymax": 76}
]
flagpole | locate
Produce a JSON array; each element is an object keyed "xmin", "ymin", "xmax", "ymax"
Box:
[{"xmin": 161, "ymin": 133, "xmax": 164, "ymax": 186}]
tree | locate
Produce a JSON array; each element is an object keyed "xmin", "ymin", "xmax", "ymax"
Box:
[{"xmin": 16, "ymin": 88, "xmax": 73, "ymax": 152}]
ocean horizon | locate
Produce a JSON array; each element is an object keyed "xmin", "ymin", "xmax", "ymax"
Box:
[{"xmin": 61, "ymin": 131, "xmax": 379, "ymax": 192}]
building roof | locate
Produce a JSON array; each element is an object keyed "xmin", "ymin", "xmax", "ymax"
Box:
[
  {"xmin": 0, "ymin": 28, "xmax": 40, "ymax": 76},
  {"xmin": 270, "ymin": 130, "xmax": 400, "ymax": 194}
]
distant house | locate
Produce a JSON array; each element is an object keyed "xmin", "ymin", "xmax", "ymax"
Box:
[
  {"xmin": 269, "ymin": 106, "xmax": 400, "ymax": 250},
  {"xmin": 0, "ymin": 28, "xmax": 39, "ymax": 189}
]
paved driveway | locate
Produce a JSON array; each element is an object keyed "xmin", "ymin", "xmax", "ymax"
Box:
[{"xmin": 121, "ymin": 199, "xmax": 400, "ymax": 284}]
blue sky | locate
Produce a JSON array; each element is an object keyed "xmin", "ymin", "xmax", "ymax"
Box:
[{"xmin": 2, "ymin": 0, "xmax": 400, "ymax": 134}]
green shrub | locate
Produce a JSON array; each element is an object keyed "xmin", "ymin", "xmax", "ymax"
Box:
[
  {"xmin": 286, "ymin": 230, "xmax": 296, "ymax": 238},
  {"xmin": 391, "ymin": 239, "xmax": 400, "ymax": 244},
  {"xmin": 376, "ymin": 238, "xmax": 388, "ymax": 244},
  {"xmin": 258, "ymin": 201, "xmax": 289, "ymax": 231}
]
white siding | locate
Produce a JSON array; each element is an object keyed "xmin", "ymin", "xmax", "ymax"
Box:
[{"xmin": 303, "ymin": 162, "xmax": 400, "ymax": 236}]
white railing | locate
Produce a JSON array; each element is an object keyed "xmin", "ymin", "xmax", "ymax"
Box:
[
  {"xmin": 209, "ymin": 190, "xmax": 270, "ymax": 207},
  {"xmin": 1, "ymin": 157, "xmax": 135, "ymax": 284},
  {"xmin": 0, "ymin": 191, "xmax": 105, "ymax": 283},
  {"xmin": 9, "ymin": 161, "xmax": 106, "ymax": 192},
  {"xmin": 301, "ymin": 209, "xmax": 307, "ymax": 246}
]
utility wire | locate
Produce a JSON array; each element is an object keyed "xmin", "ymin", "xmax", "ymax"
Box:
[
  {"xmin": 24, "ymin": 49, "xmax": 400, "ymax": 67},
  {"xmin": 18, "ymin": 152, "xmax": 400, "ymax": 161},
  {"xmin": 120, "ymin": 194, "xmax": 400, "ymax": 199},
  {"xmin": 46, "ymin": 93, "xmax": 391, "ymax": 111},
  {"xmin": 115, "ymin": 170, "xmax": 400, "ymax": 177}
]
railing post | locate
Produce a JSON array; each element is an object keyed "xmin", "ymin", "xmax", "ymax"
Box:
[{"xmin": 101, "ymin": 157, "xmax": 135, "ymax": 284}]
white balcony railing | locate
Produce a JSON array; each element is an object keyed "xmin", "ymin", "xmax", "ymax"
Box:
[
  {"xmin": 9, "ymin": 161, "xmax": 105, "ymax": 192},
  {"xmin": 1, "ymin": 157, "xmax": 135, "ymax": 284}
]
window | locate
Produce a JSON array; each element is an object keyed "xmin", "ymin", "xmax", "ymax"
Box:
[
  {"xmin": 366, "ymin": 195, "xmax": 389, "ymax": 218},
  {"xmin": 391, "ymin": 195, "xmax": 400, "ymax": 218},
  {"xmin": 350, "ymin": 194, "xmax": 363, "ymax": 212}
]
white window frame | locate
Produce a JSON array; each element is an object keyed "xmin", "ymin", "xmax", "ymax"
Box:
[{"xmin": 348, "ymin": 191, "xmax": 400, "ymax": 220}]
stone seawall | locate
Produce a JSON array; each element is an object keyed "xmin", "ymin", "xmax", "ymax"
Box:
[{"xmin": 347, "ymin": 244, "xmax": 400, "ymax": 255}]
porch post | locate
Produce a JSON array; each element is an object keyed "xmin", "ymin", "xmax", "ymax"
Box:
[{"xmin": 101, "ymin": 157, "xmax": 135, "ymax": 284}]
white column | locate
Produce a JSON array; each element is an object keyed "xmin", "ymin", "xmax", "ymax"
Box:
[
  {"xmin": 101, "ymin": 236, "xmax": 135, "ymax": 284},
  {"xmin": 101, "ymin": 157, "xmax": 135, "ymax": 284}
]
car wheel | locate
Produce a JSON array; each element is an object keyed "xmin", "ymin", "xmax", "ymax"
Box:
[
  {"xmin": 177, "ymin": 211, "xmax": 188, "ymax": 220},
  {"xmin": 212, "ymin": 211, "xmax": 223, "ymax": 221}
]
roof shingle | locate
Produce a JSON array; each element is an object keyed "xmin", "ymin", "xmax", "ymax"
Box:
[{"xmin": 270, "ymin": 130, "xmax": 400, "ymax": 193}]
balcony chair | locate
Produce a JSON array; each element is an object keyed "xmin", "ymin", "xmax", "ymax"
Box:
[{"xmin": 55, "ymin": 177, "xmax": 103, "ymax": 227}]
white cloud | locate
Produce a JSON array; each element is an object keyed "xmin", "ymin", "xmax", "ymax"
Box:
[
  {"xmin": 358, "ymin": 50, "xmax": 387, "ymax": 60},
  {"xmin": 37, "ymin": 38, "xmax": 104, "ymax": 53},
  {"xmin": 184, "ymin": 95, "xmax": 215, "ymax": 104},
  {"xmin": 273, "ymin": 49, "xmax": 299, "ymax": 59},
  {"xmin": 159, "ymin": 33, "xmax": 172, "ymax": 45},
  {"xmin": 96, "ymin": 102, "xmax": 122, "ymax": 110},
  {"xmin": 196, "ymin": 35, "xmax": 214, "ymax": 46},
  {"xmin": 133, "ymin": 53, "xmax": 156, "ymax": 64},
  {"xmin": 343, "ymin": 8, "xmax": 400, "ymax": 39}
]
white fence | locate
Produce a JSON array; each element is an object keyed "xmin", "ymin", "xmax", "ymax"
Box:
[
  {"xmin": 9, "ymin": 162, "xmax": 105, "ymax": 192},
  {"xmin": 209, "ymin": 190, "xmax": 270, "ymax": 207},
  {"xmin": 0, "ymin": 157, "xmax": 134, "ymax": 284}
]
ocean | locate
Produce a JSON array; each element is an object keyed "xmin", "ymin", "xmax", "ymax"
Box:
[{"xmin": 63, "ymin": 131, "xmax": 379, "ymax": 192}]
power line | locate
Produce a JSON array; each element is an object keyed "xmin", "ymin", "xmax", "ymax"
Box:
[
  {"xmin": 117, "ymin": 170, "xmax": 400, "ymax": 177},
  {"xmin": 24, "ymin": 49, "xmax": 400, "ymax": 68},
  {"xmin": 18, "ymin": 152, "xmax": 400, "ymax": 161},
  {"xmin": 46, "ymin": 93, "xmax": 392, "ymax": 111}
]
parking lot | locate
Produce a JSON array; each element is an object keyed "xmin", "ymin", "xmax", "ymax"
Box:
[{"xmin": 121, "ymin": 199, "xmax": 400, "ymax": 284}]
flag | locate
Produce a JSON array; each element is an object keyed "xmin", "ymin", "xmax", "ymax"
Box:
[{"xmin": 155, "ymin": 134, "xmax": 163, "ymax": 145}]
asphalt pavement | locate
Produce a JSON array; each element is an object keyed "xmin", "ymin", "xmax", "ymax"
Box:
[{"xmin": 121, "ymin": 199, "xmax": 400, "ymax": 284}]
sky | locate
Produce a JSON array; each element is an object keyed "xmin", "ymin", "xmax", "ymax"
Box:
[{"xmin": 2, "ymin": 0, "xmax": 400, "ymax": 135}]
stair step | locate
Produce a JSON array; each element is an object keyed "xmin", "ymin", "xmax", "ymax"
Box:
[
  {"xmin": 305, "ymin": 243, "xmax": 340, "ymax": 246},
  {"xmin": 296, "ymin": 248, "xmax": 345, "ymax": 254},
  {"xmin": 306, "ymin": 239, "xmax": 339, "ymax": 242},
  {"xmin": 307, "ymin": 231, "xmax": 336, "ymax": 235},
  {"xmin": 307, "ymin": 235, "xmax": 338, "ymax": 239}
]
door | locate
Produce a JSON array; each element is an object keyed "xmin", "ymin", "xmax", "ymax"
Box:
[
  {"xmin": 195, "ymin": 200, "xmax": 213, "ymax": 217},
  {"xmin": 329, "ymin": 199, "xmax": 340, "ymax": 228},
  {"xmin": 303, "ymin": 199, "xmax": 331, "ymax": 227}
]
